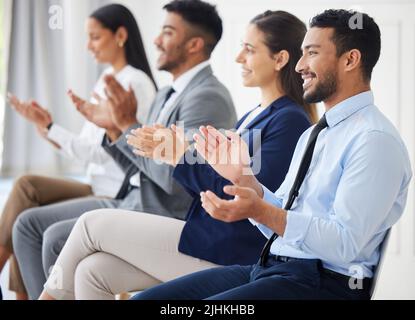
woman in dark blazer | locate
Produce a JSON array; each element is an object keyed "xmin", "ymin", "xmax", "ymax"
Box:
[{"xmin": 39, "ymin": 10, "xmax": 316, "ymax": 300}]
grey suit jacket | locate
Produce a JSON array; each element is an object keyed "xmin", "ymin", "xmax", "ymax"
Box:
[{"xmin": 103, "ymin": 66, "xmax": 237, "ymax": 220}]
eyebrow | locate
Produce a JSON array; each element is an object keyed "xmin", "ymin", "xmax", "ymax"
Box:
[
  {"xmin": 162, "ymin": 25, "xmax": 176, "ymax": 31},
  {"xmin": 241, "ymin": 41, "xmax": 256, "ymax": 49},
  {"xmin": 303, "ymin": 44, "xmax": 321, "ymax": 50}
]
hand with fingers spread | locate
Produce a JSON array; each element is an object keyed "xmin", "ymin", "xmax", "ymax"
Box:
[
  {"xmin": 68, "ymin": 89, "xmax": 118, "ymax": 131},
  {"xmin": 201, "ymin": 185, "xmax": 287, "ymax": 235},
  {"xmin": 127, "ymin": 124, "xmax": 190, "ymax": 166},
  {"xmin": 104, "ymin": 74, "xmax": 138, "ymax": 132},
  {"xmin": 193, "ymin": 125, "xmax": 253, "ymax": 185},
  {"xmin": 127, "ymin": 124, "xmax": 165, "ymax": 158},
  {"xmin": 7, "ymin": 93, "xmax": 52, "ymax": 129}
]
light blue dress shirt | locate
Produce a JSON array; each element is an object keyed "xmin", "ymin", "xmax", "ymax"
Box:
[{"xmin": 254, "ymin": 91, "xmax": 412, "ymax": 278}]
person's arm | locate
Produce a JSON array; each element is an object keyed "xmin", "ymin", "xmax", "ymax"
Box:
[
  {"xmin": 112, "ymin": 89, "xmax": 237, "ymax": 195},
  {"xmin": 202, "ymin": 131, "xmax": 410, "ymax": 265},
  {"xmin": 47, "ymin": 122, "xmax": 113, "ymax": 166},
  {"xmin": 173, "ymin": 148, "xmax": 233, "ymax": 198},
  {"xmin": 280, "ymin": 132, "xmax": 409, "ymax": 264},
  {"xmin": 101, "ymin": 124, "xmax": 141, "ymax": 173}
]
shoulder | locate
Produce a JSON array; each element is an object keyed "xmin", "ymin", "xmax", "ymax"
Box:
[
  {"xmin": 119, "ymin": 65, "xmax": 155, "ymax": 90},
  {"xmin": 344, "ymin": 105, "xmax": 406, "ymax": 150},
  {"xmin": 268, "ymin": 102, "xmax": 311, "ymax": 130},
  {"xmin": 184, "ymin": 76, "xmax": 232, "ymax": 104}
]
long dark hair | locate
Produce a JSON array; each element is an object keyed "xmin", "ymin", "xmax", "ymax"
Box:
[
  {"xmin": 90, "ymin": 4, "xmax": 157, "ymax": 89},
  {"xmin": 251, "ymin": 11, "xmax": 317, "ymax": 123}
]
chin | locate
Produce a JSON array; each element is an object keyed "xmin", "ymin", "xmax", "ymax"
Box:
[
  {"xmin": 303, "ymin": 86, "xmax": 315, "ymax": 97},
  {"xmin": 241, "ymin": 77, "xmax": 254, "ymax": 87},
  {"xmin": 93, "ymin": 56, "xmax": 105, "ymax": 64},
  {"xmin": 157, "ymin": 60, "xmax": 166, "ymax": 70},
  {"xmin": 157, "ymin": 64, "xmax": 167, "ymax": 71}
]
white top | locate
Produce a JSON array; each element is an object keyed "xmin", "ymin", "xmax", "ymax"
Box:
[
  {"xmin": 236, "ymin": 106, "xmax": 268, "ymax": 134},
  {"xmin": 156, "ymin": 60, "xmax": 210, "ymax": 123},
  {"xmin": 47, "ymin": 65, "xmax": 156, "ymax": 197}
]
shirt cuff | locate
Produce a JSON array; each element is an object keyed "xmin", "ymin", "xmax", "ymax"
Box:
[
  {"xmin": 282, "ymin": 210, "xmax": 313, "ymax": 248},
  {"xmin": 103, "ymin": 123, "xmax": 142, "ymax": 149},
  {"xmin": 47, "ymin": 123, "xmax": 71, "ymax": 146},
  {"xmin": 262, "ymin": 185, "xmax": 283, "ymax": 208}
]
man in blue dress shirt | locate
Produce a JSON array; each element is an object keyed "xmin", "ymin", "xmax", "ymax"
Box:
[{"xmin": 133, "ymin": 9, "xmax": 412, "ymax": 300}]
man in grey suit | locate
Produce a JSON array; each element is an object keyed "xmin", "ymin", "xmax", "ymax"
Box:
[{"xmin": 12, "ymin": 0, "xmax": 236, "ymax": 299}]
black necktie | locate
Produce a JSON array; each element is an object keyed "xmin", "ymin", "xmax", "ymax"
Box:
[
  {"xmin": 114, "ymin": 166, "xmax": 139, "ymax": 200},
  {"xmin": 161, "ymin": 87, "xmax": 176, "ymax": 109},
  {"xmin": 259, "ymin": 114, "xmax": 328, "ymax": 266}
]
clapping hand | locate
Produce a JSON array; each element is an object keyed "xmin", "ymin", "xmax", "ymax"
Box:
[
  {"xmin": 127, "ymin": 124, "xmax": 190, "ymax": 166},
  {"xmin": 68, "ymin": 89, "xmax": 118, "ymax": 131},
  {"xmin": 193, "ymin": 126, "xmax": 253, "ymax": 185},
  {"xmin": 104, "ymin": 75, "xmax": 138, "ymax": 132},
  {"xmin": 201, "ymin": 185, "xmax": 265, "ymax": 223},
  {"xmin": 7, "ymin": 93, "xmax": 52, "ymax": 129}
]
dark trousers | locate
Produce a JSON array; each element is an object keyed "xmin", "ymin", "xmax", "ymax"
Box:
[{"xmin": 133, "ymin": 257, "xmax": 371, "ymax": 300}]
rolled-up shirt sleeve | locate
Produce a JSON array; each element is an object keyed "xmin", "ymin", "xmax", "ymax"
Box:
[{"xmin": 249, "ymin": 184, "xmax": 285, "ymax": 239}]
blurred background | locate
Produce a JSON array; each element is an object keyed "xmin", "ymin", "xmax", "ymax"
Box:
[{"xmin": 0, "ymin": 0, "xmax": 414, "ymax": 299}]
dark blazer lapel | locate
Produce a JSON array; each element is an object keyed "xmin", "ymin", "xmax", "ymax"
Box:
[
  {"xmin": 241, "ymin": 97, "xmax": 293, "ymax": 131},
  {"xmin": 241, "ymin": 107, "xmax": 273, "ymax": 131}
]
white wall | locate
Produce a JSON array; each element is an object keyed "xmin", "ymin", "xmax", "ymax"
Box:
[{"xmin": 116, "ymin": 0, "xmax": 415, "ymax": 299}]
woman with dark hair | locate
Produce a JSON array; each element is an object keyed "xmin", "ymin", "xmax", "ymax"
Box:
[
  {"xmin": 38, "ymin": 10, "xmax": 315, "ymax": 300},
  {"xmin": 0, "ymin": 4, "xmax": 156, "ymax": 300}
]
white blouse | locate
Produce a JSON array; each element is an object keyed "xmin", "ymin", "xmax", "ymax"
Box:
[{"xmin": 47, "ymin": 65, "xmax": 156, "ymax": 198}]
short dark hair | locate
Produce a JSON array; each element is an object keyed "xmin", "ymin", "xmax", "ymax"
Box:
[
  {"xmin": 310, "ymin": 9, "xmax": 381, "ymax": 81},
  {"xmin": 163, "ymin": 0, "xmax": 223, "ymax": 57}
]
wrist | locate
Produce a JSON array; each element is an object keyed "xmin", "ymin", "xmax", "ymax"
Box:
[
  {"xmin": 106, "ymin": 128, "xmax": 122, "ymax": 142},
  {"xmin": 235, "ymin": 175, "xmax": 263, "ymax": 197},
  {"xmin": 46, "ymin": 122, "xmax": 53, "ymax": 131},
  {"xmin": 255, "ymin": 201, "xmax": 287, "ymax": 236},
  {"xmin": 119, "ymin": 120, "xmax": 139, "ymax": 133}
]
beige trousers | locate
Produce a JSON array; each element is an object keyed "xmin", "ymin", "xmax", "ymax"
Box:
[
  {"xmin": 0, "ymin": 175, "xmax": 93, "ymax": 293},
  {"xmin": 44, "ymin": 209, "xmax": 219, "ymax": 300}
]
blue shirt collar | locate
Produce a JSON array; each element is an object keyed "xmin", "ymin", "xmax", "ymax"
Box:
[{"xmin": 325, "ymin": 91, "xmax": 374, "ymax": 127}]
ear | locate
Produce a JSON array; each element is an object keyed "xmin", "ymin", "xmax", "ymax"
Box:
[
  {"xmin": 186, "ymin": 37, "xmax": 205, "ymax": 55},
  {"xmin": 273, "ymin": 50, "xmax": 290, "ymax": 72},
  {"xmin": 115, "ymin": 26, "xmax": 129, "ymax": 47},
  {"xmin": 343, "ymin": 49, "xmax": 361, "ymax": 73}
]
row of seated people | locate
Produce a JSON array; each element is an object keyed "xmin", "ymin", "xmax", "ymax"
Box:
[{"xmin": 0, "ymin": 0, "xmax": 411, "ymax": 300}]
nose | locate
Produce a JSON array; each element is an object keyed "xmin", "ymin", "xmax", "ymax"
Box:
[
  {"xmin": 87, "ymin": 40, "xmax": 93, "ymax": 52},
  {"xmin": 154, "ymin": 33, "xmax": 162, "ymax": 47},
  {"xmin": 295, "ymin": 54, "xmax": 306, "ymax": 74},
  {"xmin": 235, "ymin": 48, "xmax": 245, "ymax": 64}
]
